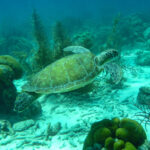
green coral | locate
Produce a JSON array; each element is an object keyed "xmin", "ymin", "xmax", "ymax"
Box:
[
  {"xmin": 31, "ymin": 9, "xmax": 53, "ymax": 72},
  {"xmin": 31, "ymin": 11, "xmax": 71, "ymax": 73},
  {"xmin": 117, "ymin": 118, "xmax": 146, "ymax": 147},
  {"xmin": 83, "ymin": 119, "xmax": 119, "ymax": 150},
  {"xmin": 52, "ymin": 21, "xmax": 71, "ymax": 59},
  {"xmin": 0, "ymin": 55, "xmax": 23, "ymax": 79},
  {"xmin": 0, "ymin": 55, "xmax": 22, "ymax": 112},
  {"xmin": 105, "ymin": 137, "xmax": 114, "ymax": 150},
  {"xmin": 0, "ymin": 65, "xmax": 14, "ymax": 82},
  {"xmin": 113, "ymin": 139, "xmax": 125, "ymax": 150},
  {"xmin": 83, "ymin": 118, "xmax": 147, "ymax": 150},
  {"xmin": 116, "ymin": 128, "xmax": 129, "ymax": 141},
  {"xmin": 72, "ymin": 31, "xmax": 93, "ymax": 49},
  {"xmin": 122, "ymin": 142, "xmax": 136, "ymax": 150},
  {"xmin": 111, "ymin": 118, "xmax": 120, "ymax": 136},
  {"xmin": 94, "ymin": 127, "xmax": 111, "ymax": 144}
]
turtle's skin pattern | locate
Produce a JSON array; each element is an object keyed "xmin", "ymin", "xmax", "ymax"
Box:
[{"xmin": 23, "ymin": 52, "xmax": 100, "ymax": 94}]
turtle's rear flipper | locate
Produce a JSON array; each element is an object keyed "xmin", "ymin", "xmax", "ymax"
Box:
[{"xmin": 14, "ymin": 92, "xmax": 39, "ymax": 113}]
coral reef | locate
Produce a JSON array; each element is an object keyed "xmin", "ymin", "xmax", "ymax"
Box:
[
  {"xmin": 0, "ymin": 64, "xmax": 14, "ymax": 82},
  {"xmin": 0, "ymin": 120, "xmax": 14, "ymax": 138},
  {"xmin": 72, "ymin": 31, "xmax": 93, "ymax": 49},
  {"xmin": 98, "ymin": 13, "xmax": 150, "ymax": 51},
  {"xmin": 104, "ymin": 14, "xmax": 123, "ymax": 51},
  {"xmin": 14, "ymin": 92, "xmax": 41, "ymax": 117},
  {"xmin": 0, "ymin": 82, "xmax": 17, "ymax": 112},
  {"xmin": 143, "ymin": 27, "xmax": 150, "ymax": 40},
  {"xmin": 30, "ymin": 10, "xmax": 72, "ymax": 73},
  {"xmin": 0, "ymin": 55, "xmax": 23, "ymax": 79},
  {"xmin": 0, "ymin": 55, "xmax": 23, "ymax": 112},
  {"xmin": 137, "ymin": 86, "xmax": 150, "ymax": 105},
  {"xmin": 116, "ymin": 118, "xmax": 146, "ymax": 146},
  {"xmin": 1, "ymin": 5, "xmax": 150, "ymax": 149},
  {"xmin": 52, "ymin": 21, "xmax": 71, "ymax": 59},
  {"xmin": 83, "ymin": 118, "xmax": 146, "ymax": 150},
  {"xmin": 143, "ymin": 26, "xmax": 150, "ymax": 49},
  {"xmin": 0, "ymin": 36, "xmax": 32, "ymax": 55},
  {"xmin": 0, "ymin": 54, "xmax": 41, "ymax": 117},
  {"xmin": 18, "ymin": 101, "xmax": 41, "ymax": 119},
  {"xmin": 11, "ymin": 51, "xmax": 32, "ymax": 76},
  {"xmin": 135, "ymin": 51, "xmax": 150, "ymax": 66},
  {"xmin": 0, "ymin": 21, "xmax": 32, "ymax": 55},
  {"xmin": 31, "ymin": 9, "xmax": 53, "ymax": 73},
  {"xmin": 118, "ymin": 14, "xmax": 148, "ymax": 47}
]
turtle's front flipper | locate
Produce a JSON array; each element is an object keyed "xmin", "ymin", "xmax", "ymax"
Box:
[
  {"xmin": 104, "ymin": 62, "xmax": 123, "ymax": 84},
  {"xmin": 14, "ymin": 92, "xmax": 39, "ymax": 113}
]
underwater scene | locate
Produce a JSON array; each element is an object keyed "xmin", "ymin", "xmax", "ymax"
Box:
[{"xmin": 0, "ymin": 0, "xmax": 150, "ymax": 149}]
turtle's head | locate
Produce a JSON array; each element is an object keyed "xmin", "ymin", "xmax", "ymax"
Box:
[{"xmin": 94, "ymin": 49, "xmax": 119, "ymax": 70}]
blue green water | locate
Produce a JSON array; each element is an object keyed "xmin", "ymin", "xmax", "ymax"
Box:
[
  {"xmin": 0, "ymin": 0, "xmax": 150, "ymax": 150},
  {"xmin": 0, "ymin": 0, "xmax": 150, "ymax": 30}
]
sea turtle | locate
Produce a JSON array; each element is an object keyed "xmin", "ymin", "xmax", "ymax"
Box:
[{"xmin": 14, "ymin": 46, "xmax": 118, "ymax": 112}]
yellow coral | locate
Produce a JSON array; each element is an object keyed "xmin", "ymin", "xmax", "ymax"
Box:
[{"xmin": 0, "ymin": 55, "xmax": 23, "ymax": 79}]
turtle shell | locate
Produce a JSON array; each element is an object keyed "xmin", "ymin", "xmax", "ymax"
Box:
[{"xmin": 22, "ymin": 52, "xmax": 99, "ymax": 94}]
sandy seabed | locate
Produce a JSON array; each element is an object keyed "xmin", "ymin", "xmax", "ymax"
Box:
[{"xmin": 0, "ymin": 48, "xmax": 150, "ymax": 150}]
